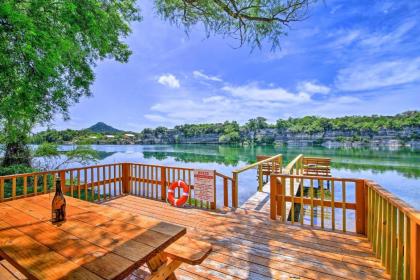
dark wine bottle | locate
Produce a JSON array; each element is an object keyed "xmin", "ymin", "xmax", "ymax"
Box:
[{"xmin": 51, "ymin": 176, "xmax": 66, "ymax": 223}]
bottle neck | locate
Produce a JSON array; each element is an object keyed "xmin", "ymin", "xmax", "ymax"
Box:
[{"xmin": 55, "ymin": 179, "xmax": 63, "ymax": 194}]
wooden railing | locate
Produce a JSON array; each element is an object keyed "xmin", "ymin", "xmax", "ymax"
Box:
[
  {"xmin": 127, "ymin": 163, "xmax": 235, "ymax": 209},
  {"xmin": 232, "ymin": 154, "xmax": 282, "ymax": 207},
  {"xmin": 270, "ymin": 174, "xmax": 364, "ymax": 232},
  {"xmin": 0, "ymin": 163, "xmax": 124, "ymax": 202},
  {"xmin": 283, "ymin": 154, "xmax": 303, "ymax": 174},
  {"xmin": 270, "ymin": 174, "xmax": 420, "ymax": 279},
  {"xmin": 365, "ymin": 180, "xmax": 419, "ymax": 279},
  {"xmin": 0, "ymin": 162, "xmax": 235, "ymax": 209}
]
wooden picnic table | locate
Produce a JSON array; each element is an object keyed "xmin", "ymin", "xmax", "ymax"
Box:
[{"xmin": 0, "ymin": 194, "xmax": 186, "ymax": 280}]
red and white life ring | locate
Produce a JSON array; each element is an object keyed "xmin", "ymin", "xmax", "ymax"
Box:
[{"xmin": 167, "ymin": 180, "xmax": 190, "ymax": 207}]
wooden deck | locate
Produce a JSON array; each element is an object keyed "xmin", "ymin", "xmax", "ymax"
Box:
[
  {"xmin": 102, "ymin": 195, "xmax": 389, "ymax": 280},
  {"xmin": 240, "ymin": 182, "xmax": 271, "ymax": 213}
]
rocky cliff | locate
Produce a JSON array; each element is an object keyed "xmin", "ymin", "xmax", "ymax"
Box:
[{"xmin": 137, "ymin": 126, "xmax": 420, "ymax": 148}]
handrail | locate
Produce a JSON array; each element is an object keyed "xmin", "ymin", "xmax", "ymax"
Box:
[
  {"xmin": 270, "ymin": 170, "xmax": 420, "ymax": 279},
  {"xmin": 231, "ymin": 154, "xmax": 282, "ymax": 207},
  {"xmin": 270, "ymin": 173, "xmax": 363, "ymax": 232},
  {"xmin": 232, "ymin": 154, "xmax": 282, "ymax": 173},
  {"xmin": 365, "ymin": 180, "xmax": 419, "ymax": 279},
  {"xmin": 366, "ymin": 180, "xmax": 420, "ymax": 224},
  {"xmin": 0, "ymin": 163, "xmax": 121, "ymax": 180},
  {"xmin": 283, "ymin": 154, "xmax": 303, "ymax": 174},
  {"xmin": 0, "ymin": 162, "xmax": 235, "ymax": 209}
]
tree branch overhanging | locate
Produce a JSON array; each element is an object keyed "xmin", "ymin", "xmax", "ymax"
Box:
[{"xmin": 155, "ymin": 0, "xmax": 313, "ymax": 50}]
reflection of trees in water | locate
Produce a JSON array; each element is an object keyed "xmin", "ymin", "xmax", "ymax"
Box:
[
  {"xmin": 141, "ymin": 144, "xmax": 420, "ymax": 179},
  {"xmin": 96, "ymin": 151, "xmax": 117, "ymax": 160},
  {"xmin": 332, "ymin": 162, "xmax": 420, "ymax": 179},
  {"xmin": 143, "ymin": 151, "xmax": 241, "ymax": 166}
]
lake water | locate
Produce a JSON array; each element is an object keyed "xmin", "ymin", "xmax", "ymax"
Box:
[{"xmin": 59, "ymin": 144, "xmax": 420, "ymax": 209}]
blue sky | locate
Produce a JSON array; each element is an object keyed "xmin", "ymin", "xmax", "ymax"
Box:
[{"xmin": 49, "ymin": 0, "xmax": 420, "ymax": 131}]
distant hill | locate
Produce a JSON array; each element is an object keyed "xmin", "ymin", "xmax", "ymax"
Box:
[{"xmin": 86, "ymin": 122, "xmax": 122, "ymax": 133}]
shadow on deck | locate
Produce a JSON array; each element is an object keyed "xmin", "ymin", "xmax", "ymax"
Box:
[{"xmin": 104, "ymin": 195, "xmax": 388, "ymax": 280}]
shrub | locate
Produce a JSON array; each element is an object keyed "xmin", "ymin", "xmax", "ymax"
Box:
[{"xmin": 0, "ymin": 164, "xmax": 39, "ymax": 176}]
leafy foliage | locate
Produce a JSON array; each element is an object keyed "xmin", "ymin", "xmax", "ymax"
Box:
[
  {"xmin": 277, "ymin": 111, "xmax": 420, "ymax": 133},
  {"xmin": 0, "ymin": 0, "xmax": 140, "ymax": 166},
  {"xmin": 155, "ymin": 0, "xmax": 311, "ymax": 49},
  {"xmin": 0, "ymin": 164, "xmax": 39, "ymax": 176},
  {"xmin": 32, "ymin": 143, "xmax": 99, "ymax": 170}
]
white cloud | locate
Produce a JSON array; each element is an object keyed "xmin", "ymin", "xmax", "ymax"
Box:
[
  {"xmin": 360, "ymin": 20, "xmax": 416, "ymax": 49},
  {"xmin": 335, "ymin": 57, "xmax": 420, "ymax": 91},
  {"xmin": 192, "ymin": 70, "xmax": 223, "ymax": 82},
  {"xmin": 297, "ymin": 81, "xmax": 331, "ymax": 95},
  {"xmin": 222, "ymin": 83, "xmax": 311, "ymax": 103},
  {"xmin": 327, "ymin": 29, "xmax": 361, "ymax": 49},
  {"xmin": 157, "ymin": 74, "xmax": 180, "ymax": 88},
  {"xmin": 144, "ymin": 114, "xmax": 170, "ymax": 122},
  {"xmin": 202, "ymin": 96, "xmax": 228, "ymax": 103}
]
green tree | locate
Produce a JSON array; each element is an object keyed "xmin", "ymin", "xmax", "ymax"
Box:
[
  {"xmin": 1, "ymin": 0, "xmax": 313, "ymax": 167},
  {"xmin": 33, "ymin": 143, "xmax": 99, "ymax": 170},
  {"xmin": 0, "ymin": 0, "xmax": 140, "ymax": 166}
]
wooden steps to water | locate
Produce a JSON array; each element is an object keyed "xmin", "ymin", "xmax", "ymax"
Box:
[{"xmin": 102, "ymin": 195, "xmax": 389, "ymax": 280}]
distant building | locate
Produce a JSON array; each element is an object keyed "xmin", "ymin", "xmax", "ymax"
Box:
[
  {"xmin": 105, "ymin": 135, "xmax": 115, "ymax": 138},
  {"xmin": 124, "ymin": 133, "xmax": 135, "ymax": 138}
]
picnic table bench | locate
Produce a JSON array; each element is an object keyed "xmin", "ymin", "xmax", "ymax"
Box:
[{"xmin": 0, "ymin": 195, "xmax": 211, "ymax": 280}]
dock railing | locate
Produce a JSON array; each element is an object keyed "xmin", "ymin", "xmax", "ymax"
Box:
[
  {"xmin": 365, "ymin": 180, "xmax": 419, "ymax": 279},
  {"xmin": 283, "ymin": 154, "xmax": 303, "ymax": 174},
  {"xmin": 231, "ymin": 154, "xmax": 282, "ymax": 207},
  {"xmin": 271, "ymin": 154, "xmax": 420, "ymax": 280},
  {"xmin": 0, "ymin": 162, "xmax": 236, "ymax": 209},
  {"xmin": 0, "ymin": 163, "xmax": 125, "ymax": 202},
  {"xmin": 270, "ymin": 174, "xmax": 364, "ymax": 232},
  {"xmin": 127, "ymin": 163, "xmax": 235, "ymax": 209}
]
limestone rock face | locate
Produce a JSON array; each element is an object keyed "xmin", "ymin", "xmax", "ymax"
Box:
[{"xmin": 137, "ymin": 126, "xmax": 420, "ymax": 148}]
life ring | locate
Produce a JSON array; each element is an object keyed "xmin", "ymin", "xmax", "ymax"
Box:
[{"xmin": 167, "ymin": 180, "xmax": 190, "ymax": 207}]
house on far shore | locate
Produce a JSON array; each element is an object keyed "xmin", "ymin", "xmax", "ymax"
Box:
[
  {"xmin": 105, "ymin": 135, "xmax": 115, "ymax": 138},
  {"xmin": 123, "ymin": 133, "xmax": 136, "ymax": 144}
]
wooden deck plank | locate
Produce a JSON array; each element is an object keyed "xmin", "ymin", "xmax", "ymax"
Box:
[
  {"xmin": 108, "ymin": 197, "xmax": 365, "ymax": 262},
  {"xmin": 121, "ymin": 194, "xmax": 371, "ymax": 246},
  {"xmin": 109, "ymin": 200, "xmax": 386, "ymax": 279},
  {"xmin": 100, "ymin": 195, "xmax": 388, "ymax": 280},
  {"xmin": 109, "ymin": 196, "xmax": 376, "ymax": 259}
]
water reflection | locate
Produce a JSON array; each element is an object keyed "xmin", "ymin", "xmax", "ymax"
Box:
[{"xmin": 59, "ymin": 144, "xmax": 420, "ymax": 208}]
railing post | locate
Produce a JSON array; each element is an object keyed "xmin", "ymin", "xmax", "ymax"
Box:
[
  {"xmin": 270, "ymin": 175, "xmax": 277, "ymax": 220},
  {"xmin": 223, "ymin": 177, "xmax": 228, "ymax": 207},
  {"xmin": 356, "ymin": 180, "xmax": 366, "ymax": 234},
  {"xmin": 279, "ymin": 156, "xmax": 283, "ymax": 173},
  {"xmin": 210, "ymin": 170, "xmax": 217, "ymax": 210},
  {"xmin": 121, "ymin": 163, "xmax": 130, "ymax": 194},
  {"xmin": 232, "ymin": 172, "xmax": 238, "ymax": 208},
  {"xmin": 279, "ymin": 177, "xmax": 286, "ymax": 220},
  {"xmin": 411, "ymin": 221, "xmax": 420, "ymax": 280},
  {"xmin": 160, "ymin": 166, "xmax": 167, "ymax": 201},
  {"xmin": 258, "ymin": 165, "xmax": 263, "ymax": 192},
  {"xmin": 59, "ymin": 170, "xmax": 66, "ymax": 193}
]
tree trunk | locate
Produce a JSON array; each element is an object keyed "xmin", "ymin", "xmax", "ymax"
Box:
[{"xmin": 2, "ymin": 141, "xmax": 31, "ymax": 167}]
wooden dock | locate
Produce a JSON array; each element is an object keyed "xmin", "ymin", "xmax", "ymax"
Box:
[
  {"xmin": 102, "ymin": 195, "xmax": 389, "ymax": 280},
  {"xmin": 2, "ymin": 158, "xmax": 417, "ymax": 279},
  {"xmin": 240, "ymin": 178, "xmax": 301, "ymax": 222},
  {"xmin": 240, "ymin": 181, "xmax": 271, "ymax": 213}
]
